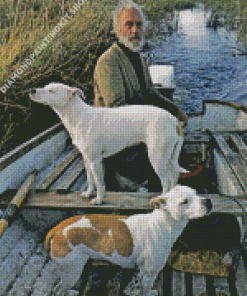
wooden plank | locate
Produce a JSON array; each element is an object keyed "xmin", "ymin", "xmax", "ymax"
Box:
[
  {"xmin": 0, "ymin": 171, "xmax": 36, "ymax": 238},
  {"xmin": 25, "ymin": 191, "xmax": 156, "ymax": 210},
  {"xmin": 0, "ymin": 217, "xmax": 26, "ymax": 263},
  {"xmin": 0, "ymin": 123, "xmax": 64, "ymax": 172},
  {"xmin": 230, "ymin": 134, "xmax": 247, "ymax": 162},
  {"xmin": 16, "ymin": 191, "xmax": 156, "ymax": 214},
  {"xmin": 172, "ymin": 271, "xmax": 184, "ymax": 296},
  {"xmin": 54, "ymin": 157, "xmax": 85, "ymax": 192},
  {"xmin": 70, "ymin": 173, "xmax": 87, "ymax": 192},
  {"xmin": 8, "ymin": 244, "xmax": 47, "ymax": 296},
  {"xmin": 0, "ymin": 191, "xmax": 246, "ymax": 216},
  {"xmin": 30, "ymin": 260, "xmax": 60, "ymax": 296},
  {"xmin": 0, "ymin": 129, "xmax": 68, "ymax": 195},
  {"xmin": 212, "ymin": 134, "xmax": 247, "ymax": 192},
  {"xmin": 213, "ymin": 149, "xmax": 244, "ymax": 196},
  {"xmin": 0, "ymin": 191, "xmax": 156, "ymax": 213},
  {"xmin": 0, "ymin": 230, "xmax": 39, "ymax": 295},
  {"xmin": 210, "ymin": 195, "xmax": 247, "ymax": 216},
  {"xmin": 184, "ymin": 131, "xmax": 210, "ymax": 143},
  {"xmin": 36, "ymin": 148, "xmax": 80, "ymax": 191},
  {"xmin": 203, "ymin": 100, "xmax": 247, "ymax": 114}
]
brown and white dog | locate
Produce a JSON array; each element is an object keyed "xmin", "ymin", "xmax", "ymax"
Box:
[
  {"xmin": 44, "ymin": 185, "xmax": 212, "ymax": 296},
  {"xmin": 30, "ymin": 83, "xmax": 185, "ymax": 205}
]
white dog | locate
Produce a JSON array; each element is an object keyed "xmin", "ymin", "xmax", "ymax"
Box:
[
  {"xmin": 30, "ymin": 83, "xmax": 184, "ymax": 205},
  {"xmin": 44, "ymin": 185, "xmax": 213, "ymax": 296}
]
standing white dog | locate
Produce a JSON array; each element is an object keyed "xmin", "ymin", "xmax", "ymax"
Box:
[
  {"xmin": 44, "ymin": 185, "xmax": 213, "ymax": 296},
  {"xmin": 30, "ymin": 83, "xmax": 184, "ymax": 205}
]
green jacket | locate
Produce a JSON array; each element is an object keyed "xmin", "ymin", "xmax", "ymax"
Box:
[{"xmin": 93, "ymin": 42, "xmax": 182, "ymax": 119}]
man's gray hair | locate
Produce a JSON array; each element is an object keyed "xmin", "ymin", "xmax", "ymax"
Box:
[{"xmin": 112, "ymin": 0, "xmax": 148, "ymax": 33}]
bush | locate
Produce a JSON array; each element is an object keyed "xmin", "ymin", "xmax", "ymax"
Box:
[
  {"xmin": 0, "ymin": 0, "xmax": 199, "ymax": 152},
  {"xmin": 202, "ymin": 0, "xmax": 246, "ymax": 45}
]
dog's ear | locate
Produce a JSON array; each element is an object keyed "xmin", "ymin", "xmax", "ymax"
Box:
[
  {"xmin": 149, "ymin": 196, "xmax": 167, "ymax": 209},
  {"xmin": 69, "ymin": 88, "xmax": 84, "ymax": 100}
]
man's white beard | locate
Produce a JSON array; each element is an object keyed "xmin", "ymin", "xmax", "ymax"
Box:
[{"xmin": 118, "ymin": 35, "xmax": 144, "ymax": 52}]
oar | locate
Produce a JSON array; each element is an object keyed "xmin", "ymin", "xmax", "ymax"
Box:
[{"xmin": 0, "ymin": 171, "xmax": 37, "ymax": 238}]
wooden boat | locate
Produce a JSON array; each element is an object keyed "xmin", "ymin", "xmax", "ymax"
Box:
[{"xmin": 0, "ymin": 66, "xmax": 246, "ymax": 295}]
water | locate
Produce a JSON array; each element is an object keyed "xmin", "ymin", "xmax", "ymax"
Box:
[{"xmin": 149, "ymin": 5, "xmax": 247, "ymax": 113}]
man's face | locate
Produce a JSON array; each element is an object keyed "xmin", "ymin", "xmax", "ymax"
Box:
[{"xmin": 116, "ymin": 8, "xmax": 144, "ymax": 52}]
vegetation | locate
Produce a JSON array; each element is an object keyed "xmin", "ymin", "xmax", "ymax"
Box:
[
  {"xmin": 0, "ymin": 0, "xmax": 246, "ymax": 153},
  {"xmin": 0, "ymin": 0, "xmax": 197, "ymax": 152},
  {"xmin": 202, "ymin": 0, "xmax": 247, "ymax": 45}
]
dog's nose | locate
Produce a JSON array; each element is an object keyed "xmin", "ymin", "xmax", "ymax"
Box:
[
  {"xmin": 30, "ymin": 89, "xmax": 36, "ymax": 94},
  {"xmin": 202, "ymin": 198, "xmax": 213, "ymax": 212}
]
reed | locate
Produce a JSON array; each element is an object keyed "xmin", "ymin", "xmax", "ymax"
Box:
[
  {"xmin": 2, "ymin": 0, "xmax": 246, "ymax": 152},
  {"xmin": 0, "ymin": 0, "xmax": 197, "ymax": 151},
  {"xmin": 0, "ymin": 0, "xmax": 196, "ymax": 95},
  {"xmin": 202, "ymin": 0, "xmax": 247, "ymax": 46}
]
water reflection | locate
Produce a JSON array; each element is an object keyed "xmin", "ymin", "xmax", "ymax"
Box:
[
  {"xmin": 178, "ymin": 7, "xmax": 236, "ymax": 50},
  {"xmin": 150, "ymin": 5, "xmax": 247, "ymax": 113},
  {"xmin": 178, "ymin": 8, "xmax": 209, "ymax": 36}
]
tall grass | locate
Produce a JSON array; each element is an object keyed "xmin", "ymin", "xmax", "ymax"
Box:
[
  {"xmin": 0, "ymin": 0, "xmax": 197, "ymax": 151},
  {"xmin": 0, "ymin": 0, "xmax": 197, "ymax": 96},
  {"xmin": 202, "ymin": 0, "xmax": 247, "ymax": 46}
]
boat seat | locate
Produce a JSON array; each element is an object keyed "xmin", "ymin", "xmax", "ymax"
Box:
[
  {"xmin": 211, "ymin": 132, "xmax": 247, "ymax": 194},
  {"xmin": 165, "ymin": 213, "xmax": 242, "ymax": 296}
]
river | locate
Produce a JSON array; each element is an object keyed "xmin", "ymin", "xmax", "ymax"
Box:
[{"xmin": 149, "ymin": 4, "xmax": 247, "ymax": 114}]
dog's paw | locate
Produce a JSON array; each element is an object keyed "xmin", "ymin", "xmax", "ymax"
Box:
[
  {"xmin": 179, "ymin": 166, "xmax": 190, "ymax": 173},
  {"xmin": 80, "ymin": 190, "xmax": 95, "ymax": 199},
  {"xmin": 149, "ymin": 196, "xmax": 166, "ymax": 209},
  {"xmin": 90, "ymin": 197, "xmax": 103, "ymax": 205}
]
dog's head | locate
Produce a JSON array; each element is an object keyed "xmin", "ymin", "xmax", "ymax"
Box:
[
  {"xmin": 29, "ymin": 83, "xmax": 85, "ymax": 108},
  {"xmin": 150, "ymin": 185, "xmax": 212, "ymax": 221}
]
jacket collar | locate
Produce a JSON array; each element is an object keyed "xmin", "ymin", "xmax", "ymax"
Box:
[{"xmin": 112, "ymin": 42, "xmax": 151, "ymax": 90}]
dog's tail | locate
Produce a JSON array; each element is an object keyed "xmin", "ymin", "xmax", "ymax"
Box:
[
  {"xmin": 176, "ymin": 120, "xmax": 184, "ymax": 138},
  {"xmin": 44, "ymin": 228, "xmax": 56, "ymax": 256},
  {"xmin": 175, "ymin": 121, "xmax": 184, "ymax": 167},
  {"xmin": 167, "ymin": 121, "xmax": 188, "ymax": 180},
  {"xmin": 175, "ymin": 122, "xmax": 190, "ymax": 173}
]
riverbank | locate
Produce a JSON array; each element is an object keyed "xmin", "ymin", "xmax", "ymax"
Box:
[
  {"xmin": 150, "ymin": 4, "xmax": 247, "ymax": 114},
  {"xmin": 0, "ymin": 0, "xmax": 197, "ymax": 153},
  {"xmin": 202, "ymin": 0, "xmax": 247, "ymax": 50},
  {"xmin": 0, "ymin": 0, "xmax": 246, "ymax": 154},
  {"xmin": 0, "ymin": 0, "xmax": 197, "ymax": 99}
]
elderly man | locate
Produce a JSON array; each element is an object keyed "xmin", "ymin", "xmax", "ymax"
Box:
[{"xmin": 93, "ymin": 0, "xmax": 187, "ymax": 191}]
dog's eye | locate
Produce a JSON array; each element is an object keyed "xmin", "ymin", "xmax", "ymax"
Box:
[
  {"xmin": 181, "ymin": 199, "xmax": 189, "ymax": 205},
  {"xmin": 49, "ymin": 89, "xmax": 54, "ymax": 93}
]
